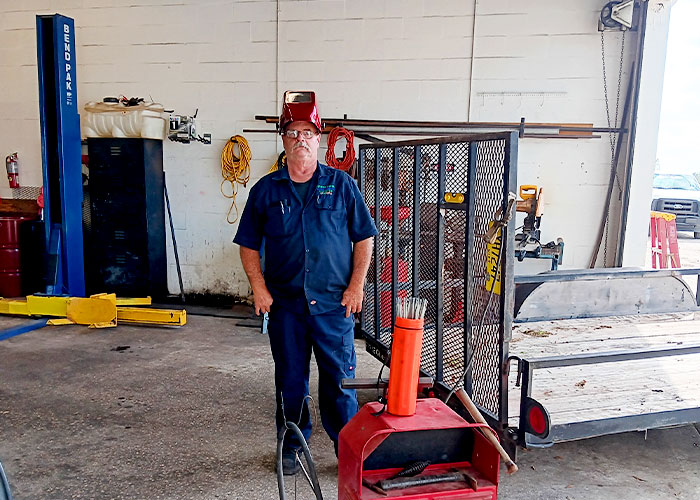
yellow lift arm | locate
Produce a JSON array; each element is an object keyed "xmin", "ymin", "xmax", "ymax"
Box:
[{"xmin": 0, "ymin": 294, "xmax": 185, "ymax": 328}]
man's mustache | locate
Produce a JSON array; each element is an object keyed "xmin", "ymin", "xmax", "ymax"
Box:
[{"xmin": 293, "ymin": 142, "xmax": 311, "ymax": 152}]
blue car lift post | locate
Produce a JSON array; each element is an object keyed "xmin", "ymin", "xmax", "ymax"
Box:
[
  {"xmin": 0, "ymin": 15, "xmax": 85, "ymax": 344},
  {"xmin": 36, "ymin": 14, "xmax": 85, "ymax": 297}
]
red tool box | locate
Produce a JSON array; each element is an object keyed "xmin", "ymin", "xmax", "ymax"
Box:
[{"xmin": 338, "ymin": 398, "xmax": 499, "ymax": 499}]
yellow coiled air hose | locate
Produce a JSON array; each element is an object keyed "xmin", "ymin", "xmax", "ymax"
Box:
[{"xmin": 220, "ymin": 135, "xmax": 251, "ymax": 224}]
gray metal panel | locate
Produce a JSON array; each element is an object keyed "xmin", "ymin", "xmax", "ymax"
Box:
[
  {"xmin": 515, "ymin": 267, "xmax": 700, "ymax": 283},
  {"xmin": 515, "ymin": 275, "xmax": 699, "ymax": 322}
]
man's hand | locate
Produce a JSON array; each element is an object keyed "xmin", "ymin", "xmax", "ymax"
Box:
[
  {"xmin": 341, "ymin": 284, "xmax": 363, "ymax": 318},
  {"xmin": 342, "ymin": 238, "xmax": 373, "ymax": 318},
  {"xmin": 252, "ymin": 284, "xmax": 273, "ymax": 316},
  {"xmin": 240, "ymin": 246, "xmax": 273, "ymax": 316}
]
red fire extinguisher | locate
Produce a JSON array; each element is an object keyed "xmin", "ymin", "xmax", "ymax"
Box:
[{"xmin": 5, "ymin": 152, "xmax": 20, "ymax": 189}]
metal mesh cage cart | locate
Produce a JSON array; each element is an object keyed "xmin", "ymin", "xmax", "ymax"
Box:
[{"xmin": 358, "ymin": 132, "xmax": 518, "ymax": 435}]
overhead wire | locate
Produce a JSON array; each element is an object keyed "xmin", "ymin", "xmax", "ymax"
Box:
[{"xmin": 220, "ymin": 135, "xmax": 252, "ymax": 224}]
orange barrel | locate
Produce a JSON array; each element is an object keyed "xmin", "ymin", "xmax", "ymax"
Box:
[
  {"xmin": 387, "ymin": 316, "xmax": 425, "ymax": 416},
  {"xmin": 0, "ymin": 216, "xmax": 31, "ymax": 297}
]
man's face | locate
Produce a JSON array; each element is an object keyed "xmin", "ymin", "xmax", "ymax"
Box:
[{"xmin": 281, "ymin": 121, "xmax": 320, "ymax": 163}]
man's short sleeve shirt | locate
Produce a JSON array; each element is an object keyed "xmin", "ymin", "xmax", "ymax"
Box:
[{"xmin": 234, "ymin": 163, "xmax": 377, "ymax": 315}]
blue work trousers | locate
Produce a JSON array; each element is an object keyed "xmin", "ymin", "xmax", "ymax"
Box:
[{"xmin": 267, "ymin": 304, "xmax": 358, "ymax": 449}]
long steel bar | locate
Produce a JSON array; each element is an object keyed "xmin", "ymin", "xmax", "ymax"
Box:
[
  {"xmin": 464, "ymin": 141, "xmax": 478, "ymax": 395},
  {"xmin": 358, "ymin": 133, "xmax": 516, "ymax": 149},
  {"xmin": 392, "ymin": 148, "xmax": 399, "ymax": 328},
  {"xmin": 435, "ymin": 143, "xmax": 447, "ymax": 383},
  {"xmin": 243, "ymin": 128, "xmax": 600, "ymax": 140},
  {"xmin": 373, "ymin": 279, "xmax": 480, "ymax": 292},
  {"xmin": 373, "ymin": 149, "xmax": 382, "ymax": 339},
  {"xmin": 526, "ymin": 344, "xmax": 700, "ymax": 369},
  {"xmin": 253, "ymin": 115, "xmax": 625, "ymax": 133},
  {"xmin": 358, "ymin": 150, "xmax": 370, "ymax": 334},
  {"xmin": 164, "ymin": 172, "xmax": 185, "ymax": 304},
  {"xmin": 412, "ymin": 145, "xmax": 421, "ymax": 298},
  {"xmin": 501, "ymin": 132, "xmax": 518, "ymax": 425}
]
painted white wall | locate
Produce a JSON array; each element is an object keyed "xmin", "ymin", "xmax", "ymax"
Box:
[{"xmin": 0, "ymin": 0, "xmax": 670, "ymax": 299}]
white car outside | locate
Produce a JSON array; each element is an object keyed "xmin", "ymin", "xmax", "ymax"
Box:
[{"xmin": 651, "ymin": 173, "xmax": 700, "ymax": 238}]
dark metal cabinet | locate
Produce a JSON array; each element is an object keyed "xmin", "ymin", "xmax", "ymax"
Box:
[{"xmin": 86, "ymin": 138, "xmax": 167, "ymax": 298}]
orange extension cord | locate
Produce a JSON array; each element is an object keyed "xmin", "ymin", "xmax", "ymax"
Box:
[{"xmin": 325, "ymin": 126, "xmax": 355, "ymax": 171}]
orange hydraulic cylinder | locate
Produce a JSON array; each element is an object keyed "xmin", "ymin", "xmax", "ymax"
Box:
[{"xmin": 387, "ymin": 316, "xmax": 425, "ymax": 416}]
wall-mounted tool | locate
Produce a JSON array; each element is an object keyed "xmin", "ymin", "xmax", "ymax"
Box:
[
  {"xmin": 168, "ymin": 109, "xmax": 211, "ymax": 144},
  {"xmin": 5, "ymin": 152, "xmax": 20, "ymax": 188},
  {"xmin": 516, "ymin": 185, "xmax": 543, "ymax": 241},
  {"xmin": 514, "ymin": 185, "xmax": 564, "ymax": 269}
]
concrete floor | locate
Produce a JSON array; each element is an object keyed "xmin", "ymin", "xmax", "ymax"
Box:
[{"xmin": 1, "ymin": 311, "xmax": 699, "ymax": 499}]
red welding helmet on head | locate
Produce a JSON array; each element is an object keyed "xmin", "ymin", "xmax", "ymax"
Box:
[{"xmin": 279, "ymin": 91, "xmax": 323, "ymax": 134}]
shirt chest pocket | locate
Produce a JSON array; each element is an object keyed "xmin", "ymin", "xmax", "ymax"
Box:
[
  {"xmin": 316, "ymin": 195, "xmax": 345, "ymax": 233},
  {"xmin": 264, "ymin": 201, "xmax": 294, "ymax": 238}
]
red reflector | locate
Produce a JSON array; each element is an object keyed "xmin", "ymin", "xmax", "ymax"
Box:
[{"xmin": 528, "ymin": 406, "xmax": 547, "ymax": 435}]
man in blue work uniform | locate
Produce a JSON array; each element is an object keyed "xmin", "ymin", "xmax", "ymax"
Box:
[{"xmin": 234, "ymin": 91, "xmax": 377, "ymax": 475}]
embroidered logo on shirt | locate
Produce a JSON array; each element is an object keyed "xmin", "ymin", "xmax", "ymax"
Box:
[{"xmin": 316, "ymin": 184, "xmax": 335, "ymax": 196}]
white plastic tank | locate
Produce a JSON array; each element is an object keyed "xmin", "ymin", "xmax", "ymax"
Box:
[{"xmin": 82, "ymin": 100, "xmax": 167, "ymax": 140}]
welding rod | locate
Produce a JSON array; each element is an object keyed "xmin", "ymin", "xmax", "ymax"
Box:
[{"xmin": 395, "ymin": 296, "xmax": 428, "ymax": 320}]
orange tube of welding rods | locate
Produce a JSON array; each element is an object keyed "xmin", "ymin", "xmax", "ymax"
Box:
[{"xmin": 387, "ymin": 316, "xmax": 424, "ymax": 416}]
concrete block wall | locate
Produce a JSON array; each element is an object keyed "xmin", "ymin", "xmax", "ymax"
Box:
[{"xmin": 0, "ymin": 0, "xmax": 658, "ymax": 299}]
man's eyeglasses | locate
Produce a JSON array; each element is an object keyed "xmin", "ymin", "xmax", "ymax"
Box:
[{"xmin": 282, "ymin": 129, "xmax": 317, "ymax": 139}]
